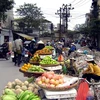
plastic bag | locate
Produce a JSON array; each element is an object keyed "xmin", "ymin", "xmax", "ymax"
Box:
[{"xmin": 76, "ymin": 80, "xmax": 89, "ymax": 100}]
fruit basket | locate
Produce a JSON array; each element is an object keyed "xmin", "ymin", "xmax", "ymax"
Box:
[
  {"xmin": 40, "ymin": 63, "xmax": 60, "ymax": 67},
  {"xmin": 40, "ymin": 54, "xmax": 52, "ymax": 59},
  {"xmin": 35, "ymin": 74, "xmax": 79, "ymax": 91},
  {"xmin": 40, "ymin": 56, "xmax": 60, "ymax": 66},
  {"xmin": 29, "ymin": 61, "xmax": 40, "ymax": 65},
  {"xmin": 19, "ymin": 69, "xmax": 44, "ymax": 78},
  {"xmin": 39, "ymin": 53, "xmax": 52, "ymax": 55},
  {"xmin": 36, "ymin": 81, "xmax": 78, "ymax": 91}
]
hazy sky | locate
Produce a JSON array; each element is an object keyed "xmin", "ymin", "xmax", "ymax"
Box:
[{"xmin": 14, "ymin": 0, "xmax": 92, "ymax": 30}]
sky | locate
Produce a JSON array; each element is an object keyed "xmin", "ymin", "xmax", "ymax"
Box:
[{"xmin": 14, "ymin": 0, "xmax": 92, "ymax": 30}]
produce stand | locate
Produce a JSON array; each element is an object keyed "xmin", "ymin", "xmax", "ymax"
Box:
[{"xmin": 36, "ymin": 76, "xmax": 78, "ymax": 100}]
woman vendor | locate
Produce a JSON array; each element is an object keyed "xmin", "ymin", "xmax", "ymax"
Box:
[
  {"xmin": 36, "ymin": 40, "xmax": 45, "ymax": 50},
  {"xmin": 82, "ymin": 57, "xmax": 100, "ymax": 82}
]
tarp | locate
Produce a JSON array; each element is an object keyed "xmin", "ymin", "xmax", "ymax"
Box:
[{"xmin": 16, "ymin": 33, "xmax": 34, "ymax": 40}]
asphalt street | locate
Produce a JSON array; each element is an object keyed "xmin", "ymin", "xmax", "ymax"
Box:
[{"xmin": 0, "ymin": 58, "xmax": 26, "ymax": 95}]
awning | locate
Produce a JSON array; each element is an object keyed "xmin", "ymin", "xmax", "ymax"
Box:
[{"xmin": 16, "ymin": 33, "xmax": 34, "ymax": 40}]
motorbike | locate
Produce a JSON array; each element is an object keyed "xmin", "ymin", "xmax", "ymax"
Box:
[
  {"xmin": 0, "ymin": 46, "xmax": 11, "ymax": 60},
  {"xmin": 21, "ymin": 49, "xmax": 29, "ymax": 63},
  {"xmin": 11, "ymin": 48, "xmax": 30, "ymax": 63}
]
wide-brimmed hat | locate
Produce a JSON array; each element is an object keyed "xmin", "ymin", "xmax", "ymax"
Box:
[
  {"xmin": 85, "ymin": 55, "xmax": 94, "ymax": 61},
  {"xmin": 58, "ymin": 41, "xmax": 62, "ymax": 44},
  {"xmin": 37, "ymin": 40, "xmax": 44, "ymax": 44},
  {"xmin": 32, "ymin": 39, "xmax": 35, "ymax": 42},
  {"xmin": 71, "ymin": 43, "xmax": 75, "ymax": 45},
  {"xmin": 70, "ymin": 57, "xmax": 76, "ymax": 60}
]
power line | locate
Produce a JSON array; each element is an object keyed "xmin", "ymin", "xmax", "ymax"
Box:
[
  {"xmin": 71, "ymin": 14, "xmax": 85, "ymax": 19},
  {"xmin": 74, "ymin": 0, "xmax": 91, "ymax": 8},
  {"xmin": 70, "ymin": 17, "xmax": 85, "ymax": 20},
  {"xmin": 72, "ymin": 0, "xmax": 86, "ymax": 6},
  {"xmin": 69, "ymin": 0, "xmax": 77, "ymax": 4}
]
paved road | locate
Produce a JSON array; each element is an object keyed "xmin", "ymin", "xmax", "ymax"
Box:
[{"xmin": 0, "ymin": 59, "xmax": 26, "ymax": 95}]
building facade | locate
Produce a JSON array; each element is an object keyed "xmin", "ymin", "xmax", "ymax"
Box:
[{"xmin": 0, "ymin": 9, "xmax": 13, "ymax": 44}]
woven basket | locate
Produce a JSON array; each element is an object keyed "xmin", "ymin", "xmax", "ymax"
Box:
[
  {"xmin": 19, "ymin": 69, "xmax": 43, "ymax": 78},
  {"xmin": 40, "ymin": 63, "xmax": 60, "ymax": 67},
  {"xmin": 39, "ymin": 53, "xmax": 52, "ymax": 55},
  {"xmin": 35, "ymin": 79, "xmax": 78, "ymax": 91},
  {"xmin": 29, "ymin": 61, "xmax": 40, "ymax": 65}
]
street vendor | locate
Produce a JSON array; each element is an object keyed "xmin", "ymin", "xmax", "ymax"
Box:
[
  {"xmin": 68, "ymin": 43, "xmax": 76, "ymax": 56},
  {"xmin": 68, "ymin": 57, "xmax": 77, "ymax": 75},
  {"xmin": 82, "ymin": 57, "xmax": 100, "ymax": 82},
  {"xmin": 37, "ymin": 40, "xmax": 45, "ymax": 50},
  {"xmin": 64, "ymin": 58, "xmax": 77, "ymax": 75}
]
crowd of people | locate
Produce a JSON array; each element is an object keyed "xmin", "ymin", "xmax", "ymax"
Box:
[
  {"xmin": 0, "ymin": 37, "xmax": 100, "ymax": 83},
  {"xmin": 12, "ymin": 38, "xmax": 45, "ymax": 67}
]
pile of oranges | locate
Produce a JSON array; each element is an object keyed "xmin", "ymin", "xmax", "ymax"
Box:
[{"xmin": 21, "ymin": 63, "xmax": 31, "ymax": 71}]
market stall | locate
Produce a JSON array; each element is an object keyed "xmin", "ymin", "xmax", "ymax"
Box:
[{"xmin": 0, "ymin": 46, "xmax": 80, "ymax": 100}]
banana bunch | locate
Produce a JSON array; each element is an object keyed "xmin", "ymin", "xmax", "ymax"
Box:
[
  {"xmin": 30, "ymin": 54, "xmax": 40, "ymax": 63},
  {"xmin": 18, "ymin": 90, "xmax": 40, "ymax": 100}
]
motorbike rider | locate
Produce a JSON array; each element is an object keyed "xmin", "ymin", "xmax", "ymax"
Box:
[{"xmin": 1, "ymin": 39, "xmax": 9, "ymax": 57}]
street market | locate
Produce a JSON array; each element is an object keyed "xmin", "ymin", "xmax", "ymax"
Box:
[
  {"xmin": 1, "ymin": 0, "xmax": 100, "ymax": 100},
  {"xmin": 0, "ymin": 39, "xmax": 100, "ymax": 100}
]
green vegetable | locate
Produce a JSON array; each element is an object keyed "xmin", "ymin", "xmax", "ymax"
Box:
[
  {"xmin": 40, "ymin": 56, "xmax": 59, "ymax": 65},
  {"xmin": 2, "ymin": 95, "xmax": 17, "ymax": 100},
  {"xmin": 27, "ymin": 65, "xmax": 45, "ymax": 72},
  {"xmin": 27, "ymin": 77, "xmax": 34, "ymax": 83}
]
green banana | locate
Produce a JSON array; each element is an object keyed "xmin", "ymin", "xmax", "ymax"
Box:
[
  {"xmin": 19, "ymin": 91, "xmax": 26, "ymax": 100},
  {"xmin": 17, "ymin": 91, "xmax": 24, "ymax": 99},
  {"xmin": 27, "ymin": 94, "xmax": 40, "ymax": 100},
  {"xmin": 27, "ymin": 94, "xmax": 35, "ymax": 100},
  {"xmin": 21, "ymin": 94, "xmax": 30, "ymax": 100},
  {"xmin": 31, "ymin": 98, "xmax": 40, "ymax": 100},
  {"xmin": 19, "ymin": 90, "xmax": 32, "ymax": 100}
]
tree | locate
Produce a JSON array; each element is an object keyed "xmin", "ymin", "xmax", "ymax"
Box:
[
  {"xmin": 0, "ymin": 0, "xmax": 14, "ymax": 21},
  {"xmin": 74, "ymin": 23, "xmax": 91, "ymax": 36},
  {"xmin": 16, "ymin": 3, "xmax": 44, "ymax": 29}
]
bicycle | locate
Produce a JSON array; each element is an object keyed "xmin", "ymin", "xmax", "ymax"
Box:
[{"xmin": 77, "ymin": 78, "xmax": 100, "ymax": 100}]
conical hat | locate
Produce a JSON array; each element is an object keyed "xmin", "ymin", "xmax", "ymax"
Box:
[{"xmin": 37, "ymin": 40, "xmax": 44, "ymax": 44}]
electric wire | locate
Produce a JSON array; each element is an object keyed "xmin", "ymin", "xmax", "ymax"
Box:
[
  {"xmin": 69, "ymin": 0, "xmax": 77, "ymax": 4},
  {"xmin": 72, "ymin": 0, "xmax": 86, "ymax": 6},
  {"xmin": 71, "ymin": 14, "xmax": 85, "ymax": 19},
  {"xmin": 74, "ymin": 0, "xmax": 91, "ymax": 9}
]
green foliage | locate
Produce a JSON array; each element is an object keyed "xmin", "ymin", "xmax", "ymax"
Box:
[
  {"xmin": 0, "ymin": 0, "xmax": 14, "ymax": 12},
  {"xmin": 16, "ymin": 3, "xmax": 44, "ymax": 29},
  {"xmin": 0, "ymin": 0, "xmax": 14, "ymax": 21},
  {"xmin": 74, "ymin": 18, "xmax": 100, "ymax": 36},
  {"xmin": 89, "ymin": 18, "xmax": 100, "ymax": 34}
]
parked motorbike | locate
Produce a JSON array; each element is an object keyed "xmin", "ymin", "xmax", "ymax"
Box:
[
  {"xmin": 0, "ymin": 46, "xmax": 11, "ymax": 60},
  {"xmin": 21, "ymin": 49, "xmax": 29, "ymax": 63}
]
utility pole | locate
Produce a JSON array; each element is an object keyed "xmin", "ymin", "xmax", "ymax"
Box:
[
  {"xmin": 55, "ymin": 7, "xmax": 62, "ymax": 40},
  {"xmin": 62, "ymin": 4, "xmax": 74, "ymax": 33},
  {"xmin": 55, "ymin": 4, "xmax": 74, "ymax": 40}
]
